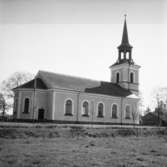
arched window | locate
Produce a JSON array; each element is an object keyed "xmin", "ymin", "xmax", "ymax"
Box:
[
  {"xmin": 82, "ymin": 101, "xmax": 89, "ymax": 117},
  {"xmin": 97, "ymin": 103, "xmax": 104, "ymax": 118},
  {"xmin": 112, "ymin": 104, "xmax": 117, "ymax": 119},
  {"xmin": 24, "ymin": 98, "xmax": 29, "ymax": 113},
  {"xmin": 116, "ymin": 73, "xmax": 120, "ymax": 83},
  {"xmin": 65, "ymin": 99, "xmax": 73, "ymax": 116},
  {"xmin": 130, "ymin": 72, "xmax": 134, "ymax": 83},
  {"xmin": 125, "ymin": 105, "xmax": 131, "ymax": 119}
]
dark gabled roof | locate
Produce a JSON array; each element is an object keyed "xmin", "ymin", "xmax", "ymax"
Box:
[
  {"xmin": 38, "ymin": 70, "xmax": 132, "ymax": 97},
  {"xmin": 37, "ymin": 70, "xmax": 101, "ymax": 91},
  {"xmin": 85, "ymin": 82, "xmax": 132, "ymax": 97},
  {"xmin": 14, "ymin": 78, "xmax": 47, "ymax": 89},
  {"xmin": 14, "ymin": 70, "xmax": 133, "ymax": 97}
]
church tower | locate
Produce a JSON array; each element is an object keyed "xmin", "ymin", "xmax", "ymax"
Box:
[{"xmin": 110, "ymin": 15, "xmax": 140, "ymax": 95}]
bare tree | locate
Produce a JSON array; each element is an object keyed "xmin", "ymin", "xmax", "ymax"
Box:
[
  {"xmin": 0, "ymin": 93, "xmax": 7, "ymax": 117},
  {"xmin": 138, "ymin": 91, "xmax": 145, "ymax": 116},
  {"xmin": 132, "ymin": 104, "xmax": 142, "ymax": 136},
  {"xmin": 0, "ymin": 72, "xmax": 34, "ymax": 114},
  {"xmin": 151, "ymin": 87, "xmax": 167, "ymax": 110},
  {"xmin": 144, "ymin": 106, "xmax": 151, "ymax": 115},
  {"xmin": 155, "ymin": 95, "xmax": 164, "ymax": 126},
  {"xmin": 150, "ymin": 87, "xmax": 167, "ymax": 126},
  {"xmin": 1, "ymin": 72, "xmax": 34, "ymax": 98},
  {"xmin": 132, "ymin": 105, "xmax": 139, "ymax": 126}
]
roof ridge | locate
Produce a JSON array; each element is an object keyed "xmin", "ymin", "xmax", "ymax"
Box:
[
  {"xmin": 38, "ymin": 70, "xmax": 102, "ymax": 83},
  {"xmin": 38, "ymin": 70, "xmax": 130, "ymax": 90}
]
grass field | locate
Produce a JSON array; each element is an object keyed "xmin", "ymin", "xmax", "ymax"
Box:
[{"xmin": 0, "ymin": 124, "xmax": 167, "ymax": 167}]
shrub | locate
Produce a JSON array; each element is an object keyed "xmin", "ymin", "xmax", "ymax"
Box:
[{"xmin": 116, "ymin": 128, "xmax": 136, "ymax": 136}]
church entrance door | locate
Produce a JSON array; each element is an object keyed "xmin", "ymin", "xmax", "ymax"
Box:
[{"xmin": 38, "ymin": 109, "xmax": 45, "ymax": 121}]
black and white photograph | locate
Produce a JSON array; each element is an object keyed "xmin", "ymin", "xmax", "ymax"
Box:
[{"xmin": 0, "ymin": 0, "xmax": 167, "ymax": 166}]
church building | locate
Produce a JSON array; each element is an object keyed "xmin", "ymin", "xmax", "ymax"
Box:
[{"xmin": 13, "ymin": 17, "xmax": 141, "ymax": 124}]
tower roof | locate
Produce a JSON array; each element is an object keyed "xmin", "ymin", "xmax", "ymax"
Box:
[
  {"xmin": 111, "ymin": 15, "xmax": 135, "ymax": 67},
  {"xmin": 118, "ymin": 15, "xmax": 132, "ymax": 50}
]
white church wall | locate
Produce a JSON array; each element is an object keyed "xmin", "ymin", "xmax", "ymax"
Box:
[
  {"xmin": 18, "ymin": 90, "xmax": 34, "ymax": 119},
  {"xmin": 49, "ymin": 89, "xmax": 139, "ymax": 124},
  {"xmin": 14, "ymin": 90, "xmax": 21, "ymax": 119},
  {"xmin": 15, "ymin": 88, "xmax": 139, "ymax": 124},
  {"xmin": 111, "ymin": 68, "xmax": 124, "ymax": 83},
  {"xmin": 53, "ymin": 90, "xmax": 78, "ymax": 121},
  {"xmin": 121, "ymin": 98, "xmax": 139, "ymax": 124},
  {"xmin": 78, "ymin": 94, "xmax": 94, "ymax": 122},
  {"xmin": 34, "ymin": 90, "xmax": 49, "ymax": 120},
  {"xmin": 16, "ymin": 89, "xmax": 50, "ymax": 120},
  {"xmin": 110, "ymin": 63, "xmax": 140, "ymax": 95},
  {"xmin": 78, "ymin": 93, "xmax": 122, "ymax": 123},
  {"xmin": 47, "ymin": 90, "xmax": 54, "ymax": 120}
]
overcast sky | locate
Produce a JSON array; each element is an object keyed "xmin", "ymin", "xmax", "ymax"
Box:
[{"xmin": 0, "ymin": 0, "xmax": 167, "ymax": 110}]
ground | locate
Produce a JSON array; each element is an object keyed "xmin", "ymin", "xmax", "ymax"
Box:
[{"xmin": 0, "ymin": 123, "xmax": 167, "ymax": 167}]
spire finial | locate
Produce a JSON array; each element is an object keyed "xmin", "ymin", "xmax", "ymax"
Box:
[
  {"xmin": 124, "ymin": 14, "xmax": 127, "ymax": 20},
  {"xmin": 121, "ymin": 14, "xmax": 129, "ymax": 45}
]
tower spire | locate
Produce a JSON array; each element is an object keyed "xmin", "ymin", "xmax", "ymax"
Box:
[
  {"xmin": 121, "ymin": 14, "xmax": 130, "ymax": 46},
  {"xmin": 117, "ymin": 15, "xmax": 133, "ymax": 64}
]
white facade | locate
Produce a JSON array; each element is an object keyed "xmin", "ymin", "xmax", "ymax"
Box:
[{"xmin": 13, "ymin": 87, "xmax": 140, "ymax": 124}]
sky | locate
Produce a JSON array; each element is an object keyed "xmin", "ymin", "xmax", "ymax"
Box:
[{"xmin": 0, "ymin": 0, "xmax": 167, "ymax": 110}]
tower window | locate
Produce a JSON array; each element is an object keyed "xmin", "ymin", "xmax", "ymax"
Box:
[
  {"xmin": 116, "ymin": 73, "xmax": 120, "ymax": 83},
  {"xmin": 130, "ymin": 72, "xmax": 134, "ymax": 83},
  {"xmin": 121, "ymin": 52, "xmax": 124, "ymax": 59},
  {"xmin": 23, "ymin": 98, "xmax": 30, "ymax": 113}
]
